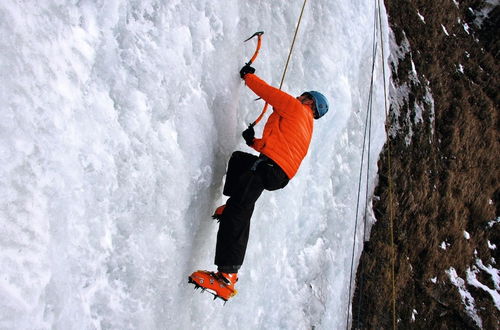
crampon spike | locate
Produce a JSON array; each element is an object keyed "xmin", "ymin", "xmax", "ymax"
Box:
[{"xmin": 188, "ymin": 272, "xmax": 235, "ymax": 303}]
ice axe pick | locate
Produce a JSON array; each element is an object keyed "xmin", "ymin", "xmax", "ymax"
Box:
[{"xmin": 244, "ymin": 31, "xmax": 264, "ymax": 66}]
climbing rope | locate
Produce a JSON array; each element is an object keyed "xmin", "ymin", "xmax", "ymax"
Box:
[
  {"xmin": 278, "ymin": 0, "xmax": 308, "ymax": 90},
  {"xmin": 355, "ymin": 15, "xmax": 378, "ymax": 330},
  {"xmin": 346, "ymin": 0, "xmax": 397, "ymax": 328},
  {"xmin": 251, "ymin": 0, "xmax": 308, "ymax": 127},
  {"xmin": 345, "ymin": 0, "xmax": 396, "ymax": 328},
  {"xmin": 377, "ymin": 0, "xmax": 397, "ymax": 328},
  {"xmin": 346, "ymin": 5, "xmax": 379, "ymax": 329}
]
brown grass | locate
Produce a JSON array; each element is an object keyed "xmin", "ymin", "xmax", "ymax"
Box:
[{"xmin": 352, "ymin": 0, "xmax": 499, "ymax": 329}]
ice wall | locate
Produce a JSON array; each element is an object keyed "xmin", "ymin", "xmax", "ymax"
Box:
[{"xmin": 0, "ymin": 1, "xmax": 389, "ymax": 329}]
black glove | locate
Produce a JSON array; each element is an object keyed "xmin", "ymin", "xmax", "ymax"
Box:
[
  {"xmin": 240, "ymin": 64, "xmax": 256, "ymax": 79},
  {"xmin": 242, "ymin": 125, "xmax": 255, "ymax": 146}
]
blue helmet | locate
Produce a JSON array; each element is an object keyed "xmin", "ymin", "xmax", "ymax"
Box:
[{"xmin": 307, "ymin": 91, "xmax": 329, "ymax": 119}]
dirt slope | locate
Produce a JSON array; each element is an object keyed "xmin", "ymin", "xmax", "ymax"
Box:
[{"xmin": 352, "ymin": 1, "xmax": 499, "ymax": 329}]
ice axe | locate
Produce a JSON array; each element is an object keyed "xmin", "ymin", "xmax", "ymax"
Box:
[
  {"xmin": 244, "ymin": 31, "xmax": 264, "ymax": 66},
  {"xmin": 243, "ymin": 31, "xmax": 268, "ymax": 127}
]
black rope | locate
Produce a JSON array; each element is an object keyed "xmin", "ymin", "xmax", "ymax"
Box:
[
  {"xmin": 346, "ymin": 2, "xmax": 380, "ymax": 329},
  {"xmin": 377, "ymin": 0, "xmax": 396, "ymax": 328}
]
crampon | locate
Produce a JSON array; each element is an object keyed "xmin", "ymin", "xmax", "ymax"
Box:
[{"xmin": 188, "ymin": 270, "xmax": 238, "ymax": 302}]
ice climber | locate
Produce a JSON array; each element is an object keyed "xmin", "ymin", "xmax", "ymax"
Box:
[{"xmin": 189, "ymin": 64, "xmax": 329, "ymax": 301}]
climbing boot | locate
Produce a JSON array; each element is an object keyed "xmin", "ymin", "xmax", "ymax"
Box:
[
  {"xmin": 188, "ymin": 270, "xmax": 238, "ymax": 301},
  {"xmin": 212, "ymin": 204, "xmax": 226, "ymax": 221}
]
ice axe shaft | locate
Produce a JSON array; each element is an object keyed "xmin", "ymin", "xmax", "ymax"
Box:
[
  {"xmin": 250, "ymin": 103, "xmax": 269, "ymax": 127},
  {"xmin": 243, "ymin": 31, "xmax": 268, "ymax": 126}
]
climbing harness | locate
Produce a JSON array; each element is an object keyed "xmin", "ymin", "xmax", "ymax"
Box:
[{"xmin": 243, "ymin": 0, "xmax": 308, "ymax": 128}]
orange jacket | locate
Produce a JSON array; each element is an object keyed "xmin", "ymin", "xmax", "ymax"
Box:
[{"xmin": 244, "ymin": 74, "xmax": 314, "ymax": 179}]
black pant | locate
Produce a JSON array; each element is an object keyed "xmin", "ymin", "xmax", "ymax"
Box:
[{"xmin": 215, "ymin": 151, "xmax": 289, "ymax": 273}]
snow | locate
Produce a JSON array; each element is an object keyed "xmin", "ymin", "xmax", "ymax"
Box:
[
  {"xmin": 463, "ymin": 23, "xmax": 471, "ymax": 34},
  {"xmin": 476, "ymin": 259, "xmax": 500, "ymax": 291},
  {"xmin": 0, "ymin": 1, "xmax": 390, "ymax": 329},
  {"xmin": 424, "ymin": 83, "xmax": 436, "ymax": 138},
  {"xmin": 463, "ymin": 231, "xmax": 470, "ymax": 239},
  {"xmin": 447, "ymin": 258, "xmax": 500, "ymax": 325},
  {"xmin": 467, "ymin": 260, "xmax": 500, "ymax": 310},
  {"xmin": 417, "ymin": 11, "xmax": 426, "ymax": 23},
  {"xmin": 386, "ymin": 29, "xmax": 434, "ymax": 144},
  {"xmin": 411, "ymin": 309, "xmax": 418, "ymax": 322},
  {"xmin": 441, "ymin": 24, "xmax": 450, "ymax": 36},
  {"xmin": 473, "ymin": 0, "xmax": 500, "ymax": 27},
  {"xmin": 446, "ymin": 267, "xmax": 483, "ymax": 328},
  {"xmin": 488, "ymin": 216, "xmax": 500, "ymax": 227}
]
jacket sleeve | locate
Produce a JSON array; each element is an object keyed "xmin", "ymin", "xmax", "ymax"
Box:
[{"xmin": 244, "ymin": 74, "xmax": 302, "ymax": 118}]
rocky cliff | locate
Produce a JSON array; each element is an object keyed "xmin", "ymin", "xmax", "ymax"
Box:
[{"xmin": 353, "ymin": 0, "xmax": 499, "ymax": 329}]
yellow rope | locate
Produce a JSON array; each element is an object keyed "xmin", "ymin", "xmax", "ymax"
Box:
[
  {"xmin": 279, "ymin": 0, "xmax": 308, "ymax": 90},
  {"xmin": 252, "ymin": 0, "xmax": 308, "ymax": 126}
]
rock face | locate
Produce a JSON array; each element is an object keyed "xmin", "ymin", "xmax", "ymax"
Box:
[{"xmin": 353, "ymin": 1, "xmax": 499, "ymax": 329}]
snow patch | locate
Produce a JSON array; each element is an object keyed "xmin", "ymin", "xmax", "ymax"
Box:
[
  {"xmin": 488, "ymin": 217, "xmax": 500, "ymax": 227},
  {"xmin": 441, "ymin": 24, "xmax": 450, "ymax": 36},
  {"xmin": 417, "ymin": 11, "xmax": 425, "ymax": 23},
  {"xmin": 467, "ymin": 262, "xmax": 500, "ymax": 310},
  {"xmin": 476, "ymin": 259, "xmax": 500, "ymax": 291},
  {"xmin": 446, "ymin": 267, "xmax": 483, "ymax": 328},
  {"xmin": 463, "ymin": 23, "xmax": 471, "ymax": 34},
  {"xmin": 472, "ymin": 1, "xmax": 499, "ymax": 27},
  {"xmin": 411, "ymin": 309, "xmax": 418, "ymax": 322},
  {"xmin": 440, "ymin": 241, "xmax": 450, "ymax": 250},
  {"xmin": 387, "ymin": 29, "xmax": 434, "ymax": 143}
]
